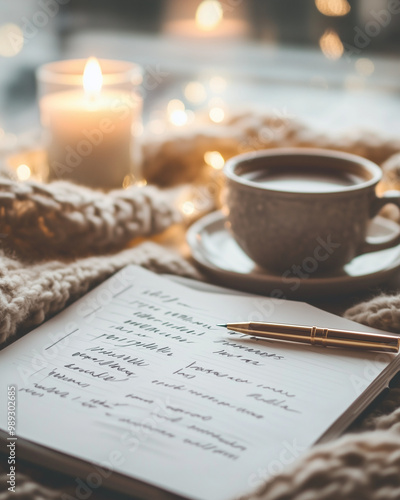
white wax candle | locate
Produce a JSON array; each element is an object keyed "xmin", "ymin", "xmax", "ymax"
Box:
[
  {"xmin": 41, "ymin": 90, "xmax": 139, "ymax": 188},
  {"xmin": 39, "ymin": 58, "xmax": 141, "ymax": 189}
]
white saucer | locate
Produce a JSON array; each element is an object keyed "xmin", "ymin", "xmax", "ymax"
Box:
[{"xmin": 186, "ymin": 211, "xmax": 400, "ymax": 298}]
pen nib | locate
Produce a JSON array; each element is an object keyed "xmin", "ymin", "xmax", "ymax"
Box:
[{"xmin": 216, "ymin": 324, "xmax": 227, "ymax": 327}]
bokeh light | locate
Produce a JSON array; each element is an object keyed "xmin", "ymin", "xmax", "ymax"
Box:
[
  {"xmin": 319, "ymin": 29, "xmax": 344, "ymax": 60},
  {"xmin": 122, "ymin": 174, "xmax": 135, "ymax": 189},
  {"xmin": 355, "ymin": 58, "xmax": 375, "ymax": 76},
  {"xmin": 196, "ymin": 1, "xmax": 224, "ymax": 31},
  {"xmin": 209, "ymin": 76, "xmax": 227, "ymax": 93},
  {"xmin": 209, "ymin": 107, "xmax": 225, "ymax": 123},
  {"xmin": 0, "ymin": 23, "xmax": 24, "ymax": 57},
  {"xmin": 181, "ymin": 201, "xmax": 195, "ymax": 215},
  {"xmin": 167, "ymin": 99, "xmax": 185, "ymax": 114},
  {"xmin": 167, "ymin": 99, "xmax": 188, "ymax": 126},
  {"xmin": 170, "ymin": 110, "xmax": 188, "ymax": 126},
  {"xmin": 204, "ymin": 151, "xmax": 225, "ymax": 169},
  {"xmin": 16, "ymin": 164, "xmax": 31, "ymax": 181},
  {"xmin": 184, "ymin": 82, "xmax": 207, "ymax": 104},
  {"xmin": 315, "ymin": 0, "xmax": 351, "ymax": 16}
]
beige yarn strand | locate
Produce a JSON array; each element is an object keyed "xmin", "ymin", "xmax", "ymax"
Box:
[
  {"xmin": 0, "ymin": 179, "xmax": 182, "ymax": 257},
  {"xmin": 344, "ymin": 293, "xmax": 400, "ymax": 333},
  {"xmin": 0, "ymin": 243, "xmax": 201, "ymax": 345}
]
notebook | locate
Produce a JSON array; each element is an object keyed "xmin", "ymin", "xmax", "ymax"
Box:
[{"xmin": 0, "ymin": 266, "xmax": 399, "ymax": 500}]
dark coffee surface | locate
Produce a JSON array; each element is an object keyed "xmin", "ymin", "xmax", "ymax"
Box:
[{"xmin": 241, "ymin": 167, "xmax": 365, "ymax": 193}]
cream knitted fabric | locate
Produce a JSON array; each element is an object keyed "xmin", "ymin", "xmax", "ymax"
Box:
[
  {"xmin": 345, "ymin": 294, "xmax": 400, "ymax": 333},
  {"xmin": 0, "ymin": 243, "xmax": 201, "ymax": 345},
  {"xmin": 0, "ymin": 179, "xmax": 183, "ymax": 258},
  {"xmin": 1, "ymin": 111, "xmax": 400, "ymax": 500},
  {"xmin": 245, "ymin": 426, "xmax": 400, "ymax": 500},
  {"xmin": 141, "ymin": 111, "xmax": 400, "ymax": 186}
]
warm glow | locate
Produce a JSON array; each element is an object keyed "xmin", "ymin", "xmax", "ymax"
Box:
[
  {"xmin": 209, "ymin": 76, "xmax": 227, "ymax": 93},
  {"xmin": 167, "ymin": 100, "xmax": 188, "ymax": 126},
  {"xmin": 355, "ymin": 58, "xmax": 375, "ymax": 76},
  {"xmin": 196, "ymin": 0, "xmax": 223, "ymax": 31},
  {"xmin": 83, "ymin": 57, "xmax": 103, "ymax": 95},
  {"xmin": 170, "ymin": 110, "xmax": 188, "ymax": 127},
  {"xmin": 16, "ymin": 164, "xmax": 31, "ymax": 181},
  {"xmin": 315, "ymin": 0, "xmax": 351, "ymax": 16},
  {"xmin": 185, "ymin": 109, "xmax": 195, "ymax": 124},
  {"xmin": 122, "ymin": 174, "xmax": 135, "ymax": 189},
  {"xmin": 0, "ymin": 23, "xmax": 23, "ymax": 57},
  {"xmin": 167, "ymin": 99, "xmax": 185, "ymax": 114},
  {"xmin": 184, "ymin": 82, "xmax": 207, "ymax": 104},
  {"xmin": 204, "ymin": 151, "xmax": 224, "ymax": 169},
  {"xmin": 319, "ymin": 29, "xmax": 344, "ymax": 60},
  {"xmin": 182, "ymin": 201, "xmax": 195, "ymax": 215},
  {"xmin": 132, "ymin": 121, "xmax": 144, "ymax": 137},
  {"xmin": 209, "ymin": 107, "xmax": 225, "ymax": 123},
  {"xmin": 148, "ymin": 119, "xmax": 166, "ymax": 134}
]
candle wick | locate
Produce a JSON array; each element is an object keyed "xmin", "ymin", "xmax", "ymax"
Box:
[{"xmin": 85, "ymin": 91, "xmax": 100, "ymax": 109}]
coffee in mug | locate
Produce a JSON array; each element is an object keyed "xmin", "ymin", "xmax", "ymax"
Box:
[{"xmin": 223, "ymin": 148, "xmax": 400, "ymax": 273}]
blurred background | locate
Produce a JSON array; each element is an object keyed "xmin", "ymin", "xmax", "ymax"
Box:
[{"xmin": 0, "ymin": 0, "xmax": 400, "ymax": 145}]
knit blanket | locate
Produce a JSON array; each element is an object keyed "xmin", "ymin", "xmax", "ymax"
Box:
[{"xmin": 1, "ymin": 112, "xmax": 400, "ymax": 500}]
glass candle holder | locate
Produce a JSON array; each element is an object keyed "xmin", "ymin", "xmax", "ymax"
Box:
[{"xmin": 37, "ymin": 58, "xmax": 142, "ymax": 189}]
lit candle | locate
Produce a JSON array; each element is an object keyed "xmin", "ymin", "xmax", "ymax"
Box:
[
  {"xmin": 39, "ymin": 58, "xmax": 141, "ymax": 189},
  {"xmin": 163, "ymin": 0, "xmax": 250, "ymax": 40}
]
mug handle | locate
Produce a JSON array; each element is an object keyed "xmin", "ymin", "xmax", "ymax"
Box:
[{"xmin": 361, "ymin": 190, "xmax": 400, "ymax": 254}]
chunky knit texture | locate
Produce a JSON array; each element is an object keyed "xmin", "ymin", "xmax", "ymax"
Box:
[
  {"xmin": 1, "ymin": 111, "xmax": 400, "ymax": 500},
  {"xmin": 0, "ymin": 244, "xmax": 201, "ymax": 345},
  {"xmin": 141, "ymin": 111, "xmax": 400, "ymax": 186},
  {"xmin": 0, "ymin": 179, "xmax": 183, "ymax": 259}
]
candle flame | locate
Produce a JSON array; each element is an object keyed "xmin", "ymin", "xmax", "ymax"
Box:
[{"xmin": 83, "ymin": 57, "xmax": 103, "ymax": 95}]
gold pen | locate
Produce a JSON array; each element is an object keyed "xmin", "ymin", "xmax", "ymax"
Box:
[{"xmin": 217, "ymin": 322, "xmax": 400, "ymax": 353}]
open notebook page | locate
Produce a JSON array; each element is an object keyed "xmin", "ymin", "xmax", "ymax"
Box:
[{"xmin": 0, "ymin": 266, "xmax": 398, "ymax": 500}]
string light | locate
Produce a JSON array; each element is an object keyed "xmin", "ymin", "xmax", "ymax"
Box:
[
  {"xmin": 16, "ymin": 164, "xmax": 31, "ymax": 181},
  {"xmin": 167, "ymin": 99, "xmax": 185, "ymax": 114},
  {"xmin": 195, "ymin": 0, "xmax": 223, "ymax": 31},
  {"xmin": 209, "ymin": 107, "xmax": 225, "ymax": 123},
  {"xmin": 204, "ymin": 151, "xmax": 225, "ymax": 169},
  {"xmin": 184, "ymin": 82, "xmax": 207, "ymax": 104},
  {"xmin": 167, "ymin": 99, "xmax": 188, "ymax": 127},
  {"xmin": 170, "ymin": 110, "xmax": 188, "ymax": 126},
  {"xmin": 122, "ymin": 174, "xmax": 135, "ymax": 189},
  {"xmin": 136, "ymin": 179, "xmax": 147, "ymax": 187},
  {"xmin": 319, "ymin": 29, "xmax": 344, "ymax": 60},
  {"xmin": 315, "ymin": 0, "xmax": 351, "ymax": 16},
  {"xmin": 181, "ymin": 201, "xmax": 195, "ymax": 215}
]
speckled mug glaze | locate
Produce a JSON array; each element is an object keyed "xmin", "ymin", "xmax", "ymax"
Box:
[{"xmin": 224, "ymin": 148, "xmax": 400, "ymax": 273}]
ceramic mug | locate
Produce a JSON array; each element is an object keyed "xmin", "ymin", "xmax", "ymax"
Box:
[{"xmin": 223, "ymin": 148, "xmax": 400, "ymax": 273}]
